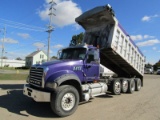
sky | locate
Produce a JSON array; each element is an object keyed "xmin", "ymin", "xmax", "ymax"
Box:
[{"xmin": 0, "ymin": 0, "xmax": 160, "ymax": 64}]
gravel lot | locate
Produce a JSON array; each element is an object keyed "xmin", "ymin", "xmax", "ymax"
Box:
[{"xmin": 0, "ymin": 74, "xmax": 160, "ymax": 120}]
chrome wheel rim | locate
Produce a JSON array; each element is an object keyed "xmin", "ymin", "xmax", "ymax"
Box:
[
  {"xmin": 123, "ymin": 80, "xmax": 128, "ymax": 91},
  {"xmin": 61, "ymin": 93, "xmax": 75, "ymax": 111},
  {"xmin": 131, "ymin": 80, "xmax": 135, "ymax": 91},
  {"xmin": 115, "ymin": 82, "xmax": 121, "ymax": 93},
  {"xmin": 137, "ymin": 80, "xmax": 141, "ymax": 90}
]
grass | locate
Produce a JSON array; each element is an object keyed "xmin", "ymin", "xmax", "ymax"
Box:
[
  {"xmin": 0, "ymin": 67, "xmax": 29, "ymax": 72},
  {"xmin": 0, "ymin": 73, "xmax": 28, "ymax": 80}
]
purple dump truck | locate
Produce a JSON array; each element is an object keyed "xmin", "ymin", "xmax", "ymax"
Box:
[{"xmin": 23, "ymin": 4, "xmax": 145, "ymax": 117}]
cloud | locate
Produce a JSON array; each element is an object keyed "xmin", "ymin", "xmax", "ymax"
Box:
[
  {"xmin": 17, "ymin": 33, "xmax": 30, "ymax": 39},
  {"xmin": 1, "ymin": 38, "xmax": 18, "ymax": 44},
  {"xmin": 152, "ymin": 47, "xmax": 157, "ymax": 50},
  {"xmin": 136, "ymin": 39, "xmax": 160, "ymax": 47},
  {"xmin": 53, "ymin": 44, "xmax": 64, "ymax": 49},
  {"xmin": 131, "ymin": 34, "xmax": 155, "ymax": 41},
  {"xmin": 144, "ymin": 35, "xmax": 154, "ymax": 39},
  {"xmin": 131, "ymin": 35, "xmax": 143, "ymax": 41},
  {"xmin": 33, "ymin": 42, "xmax": 45, "ymax": 48},
  {"xmin": 38, "ymin": 0, "xmax": 82, "ymax": 27},
  {"xmin": 141, "ymin": 16, "xmax": 150, "ymax": 22},
  {"xmin": 141, "ymin": 14, "xmax": 159, "ymax": 22}
]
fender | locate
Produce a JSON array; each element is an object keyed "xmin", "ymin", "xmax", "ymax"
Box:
[
  {"xmin": 45, "ymin": 70, "xmax": 81, "ymax": 86},
  {"xmin": 54, "ymin": 74, "xmax": 81, "ymax": 86},
  {"xmin": 45, "ymin": 70, "xmax": 83, "ymax": 101}
]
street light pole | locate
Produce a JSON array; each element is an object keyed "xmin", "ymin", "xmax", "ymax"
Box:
[
  {"xmin": 0, "ymin": 27, "xmax": 6, "ymax": 68},
  {"xmin": 46, "ymin": 0, "xmax": 56, "ymax": 61}
]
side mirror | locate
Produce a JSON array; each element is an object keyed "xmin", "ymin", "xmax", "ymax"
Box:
[{"xmin": 57, "ymin": 50, "xmax": 62, "ymax": 59}]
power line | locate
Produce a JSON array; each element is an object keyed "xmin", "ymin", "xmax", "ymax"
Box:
[
  {"xmin": 0, "ymin": 23, "xmax": 45, "ymax": 32},
  {"xmin": 0, "ymin": 27, "xmax": 47, "ymax": 54},
  {"xmin": 0, "ymin": 18, "xmax": 46, "ymax": 30},
  {"xmin": 0, "ymin": 18, "xmax": 46, "ymax": 32}
]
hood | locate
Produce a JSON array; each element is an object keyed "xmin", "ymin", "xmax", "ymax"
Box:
[
  {"xmin": 75, "ymin": 4, "xmax": 115, "ymax": 30},
  {"xmin": 35, "ymin": 59, "xmax": 83, "ymax": 68},
  {"xmin": 42, "ymin": 60, "xmax": 83, "ymax": 81},
  {"xmin": 41, "ymin": 60, "xmax": 63, "ymax": 66}
]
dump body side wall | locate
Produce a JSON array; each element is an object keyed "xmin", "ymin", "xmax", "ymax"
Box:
[{"xmin": 104, "ymin": 19, "xmax": 145, "ymax": 77}]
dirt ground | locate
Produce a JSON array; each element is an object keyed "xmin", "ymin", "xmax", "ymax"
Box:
[{"xmin": 0, "ymin": 75, "xmax": 160, "ymax": 120}]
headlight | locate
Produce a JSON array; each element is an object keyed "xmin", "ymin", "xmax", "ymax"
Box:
[
  {"xmin": 26, "ymin": 75, "xmax": 30, "ymax": 83},
  {"xmin": 44, "ymin": 67, "xmax": 49, "ymax": 77},
  {"xmin": 46, "ymin": 82, "xmax": 57, "ymax": 89}
]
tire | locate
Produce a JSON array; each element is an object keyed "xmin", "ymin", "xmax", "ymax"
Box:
[
  {"xmin": 135, "ymin": 78, "xmax": 141, "ymax": 91},
  {"xmin": 121, "ymin": 79, "xmax": 128, "ymax": 93},
  {"xmin": 111, "ymin": 79, "xmax": 121, "ymax": 95},
  {"xmin": 127, "ymin": 79, "xmax": 135, "ymax": 94},
  {"xmin": 50, "ymin": 85, "xmax": 79, "ymax": 117}
]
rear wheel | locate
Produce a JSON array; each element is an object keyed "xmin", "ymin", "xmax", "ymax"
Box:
[
  {"xmin": 121, "ymin": 79, "xmax": 128, "ymax": 93},
  {"xmin": 50, "ymin": 85, "xmax": 79, "ymax": 117},
  {"xmin": 127, "ymin": 79, "xmax": 135, "ymax": 94},
  {"xmin": 111, "ymin": 79, "xmax": 121, "ymax": 95},
  {"xmin": 135, "ymin": 78, "xmax": 141, "ymax": 91}
]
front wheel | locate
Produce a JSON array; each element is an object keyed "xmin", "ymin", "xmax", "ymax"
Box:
[{"xmin": 50, "ymin": 85, "xmax": 79, "ymax": 117}]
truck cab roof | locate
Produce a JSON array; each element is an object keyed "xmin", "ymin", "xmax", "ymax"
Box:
[{"xmin": 63, "ymin": 45, "xmax": 97, "ymax": 50}]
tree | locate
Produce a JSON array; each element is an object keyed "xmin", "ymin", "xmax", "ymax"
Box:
[
  {"xmin": 0, "ymin": 56, "xmax": 8, "ymax": 59},
  {"xmin": 145, "ymin": 63, "xmax": 152, "ymax": 68},
  {"xmin": 51, "ymin": 56, "xmax": 57, "ymax": 60},
  {"xmin": 153, "ymin": 60, "xmax": 160, "ymax": 71},
  {"xmin": 69, "ymin": 32, "xmax": 84, "ymax": 46},
  {"xmin": 16, "ymin": 57, "xmax": 22, "ymax": 60}
]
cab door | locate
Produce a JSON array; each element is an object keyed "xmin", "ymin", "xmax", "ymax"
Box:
[{"xmin": 84, "ymin": 48, "xmax": 100, "ymax": 82}]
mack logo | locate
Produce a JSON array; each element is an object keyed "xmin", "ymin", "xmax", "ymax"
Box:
[
  {"xmin": 73, "ymin": 66, "xmax": 82, "ymax": 71},
  {"xmin": 34, "ymin": 67, "xmax": 38, "ymax": 69}
]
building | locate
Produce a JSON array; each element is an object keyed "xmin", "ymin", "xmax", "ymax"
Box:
[
  {"xmin": 0, "ymin": 59, "xmax": 25, "ymax": 67},
  {"xmin": 25, "ymin": 50, "xmax": 47, "ymax": 68}
]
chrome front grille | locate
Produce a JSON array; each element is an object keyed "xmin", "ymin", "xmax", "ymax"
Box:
[{"xmin": 29, "ymin": 67, "xmax": 44, "ymax": 87}]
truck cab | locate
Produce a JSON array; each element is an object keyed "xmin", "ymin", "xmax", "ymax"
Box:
[
  {"xmin": 59, "ymin": 45, "xmax": 100, "ymax": 83},
  {"xmin": 25, "ymin": 45, "xmax": 100, "ymax": 88}
]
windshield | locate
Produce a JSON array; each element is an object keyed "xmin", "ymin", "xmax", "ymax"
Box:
[{"xmin": 60, "ymin": 48, "xmax": 86, "ymax": 60}]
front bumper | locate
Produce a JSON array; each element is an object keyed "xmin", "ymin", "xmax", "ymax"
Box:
[{"xmin": 23, "ymin": 84, "xmax": 50, "ymax": 102}]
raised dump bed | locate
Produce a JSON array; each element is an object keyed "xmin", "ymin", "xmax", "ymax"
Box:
[{"xmin": 76, "ymin": 5, "xmax": 145, "ymax": 80}]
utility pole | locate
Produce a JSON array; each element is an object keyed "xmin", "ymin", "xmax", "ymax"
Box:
[
  {"xmin": 46, "ymin": 0, "xmax": 56, "ymax": 61},
  {"xmin": 0, "ymin": 27, "xmax": 6, "ymax": 69}
]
